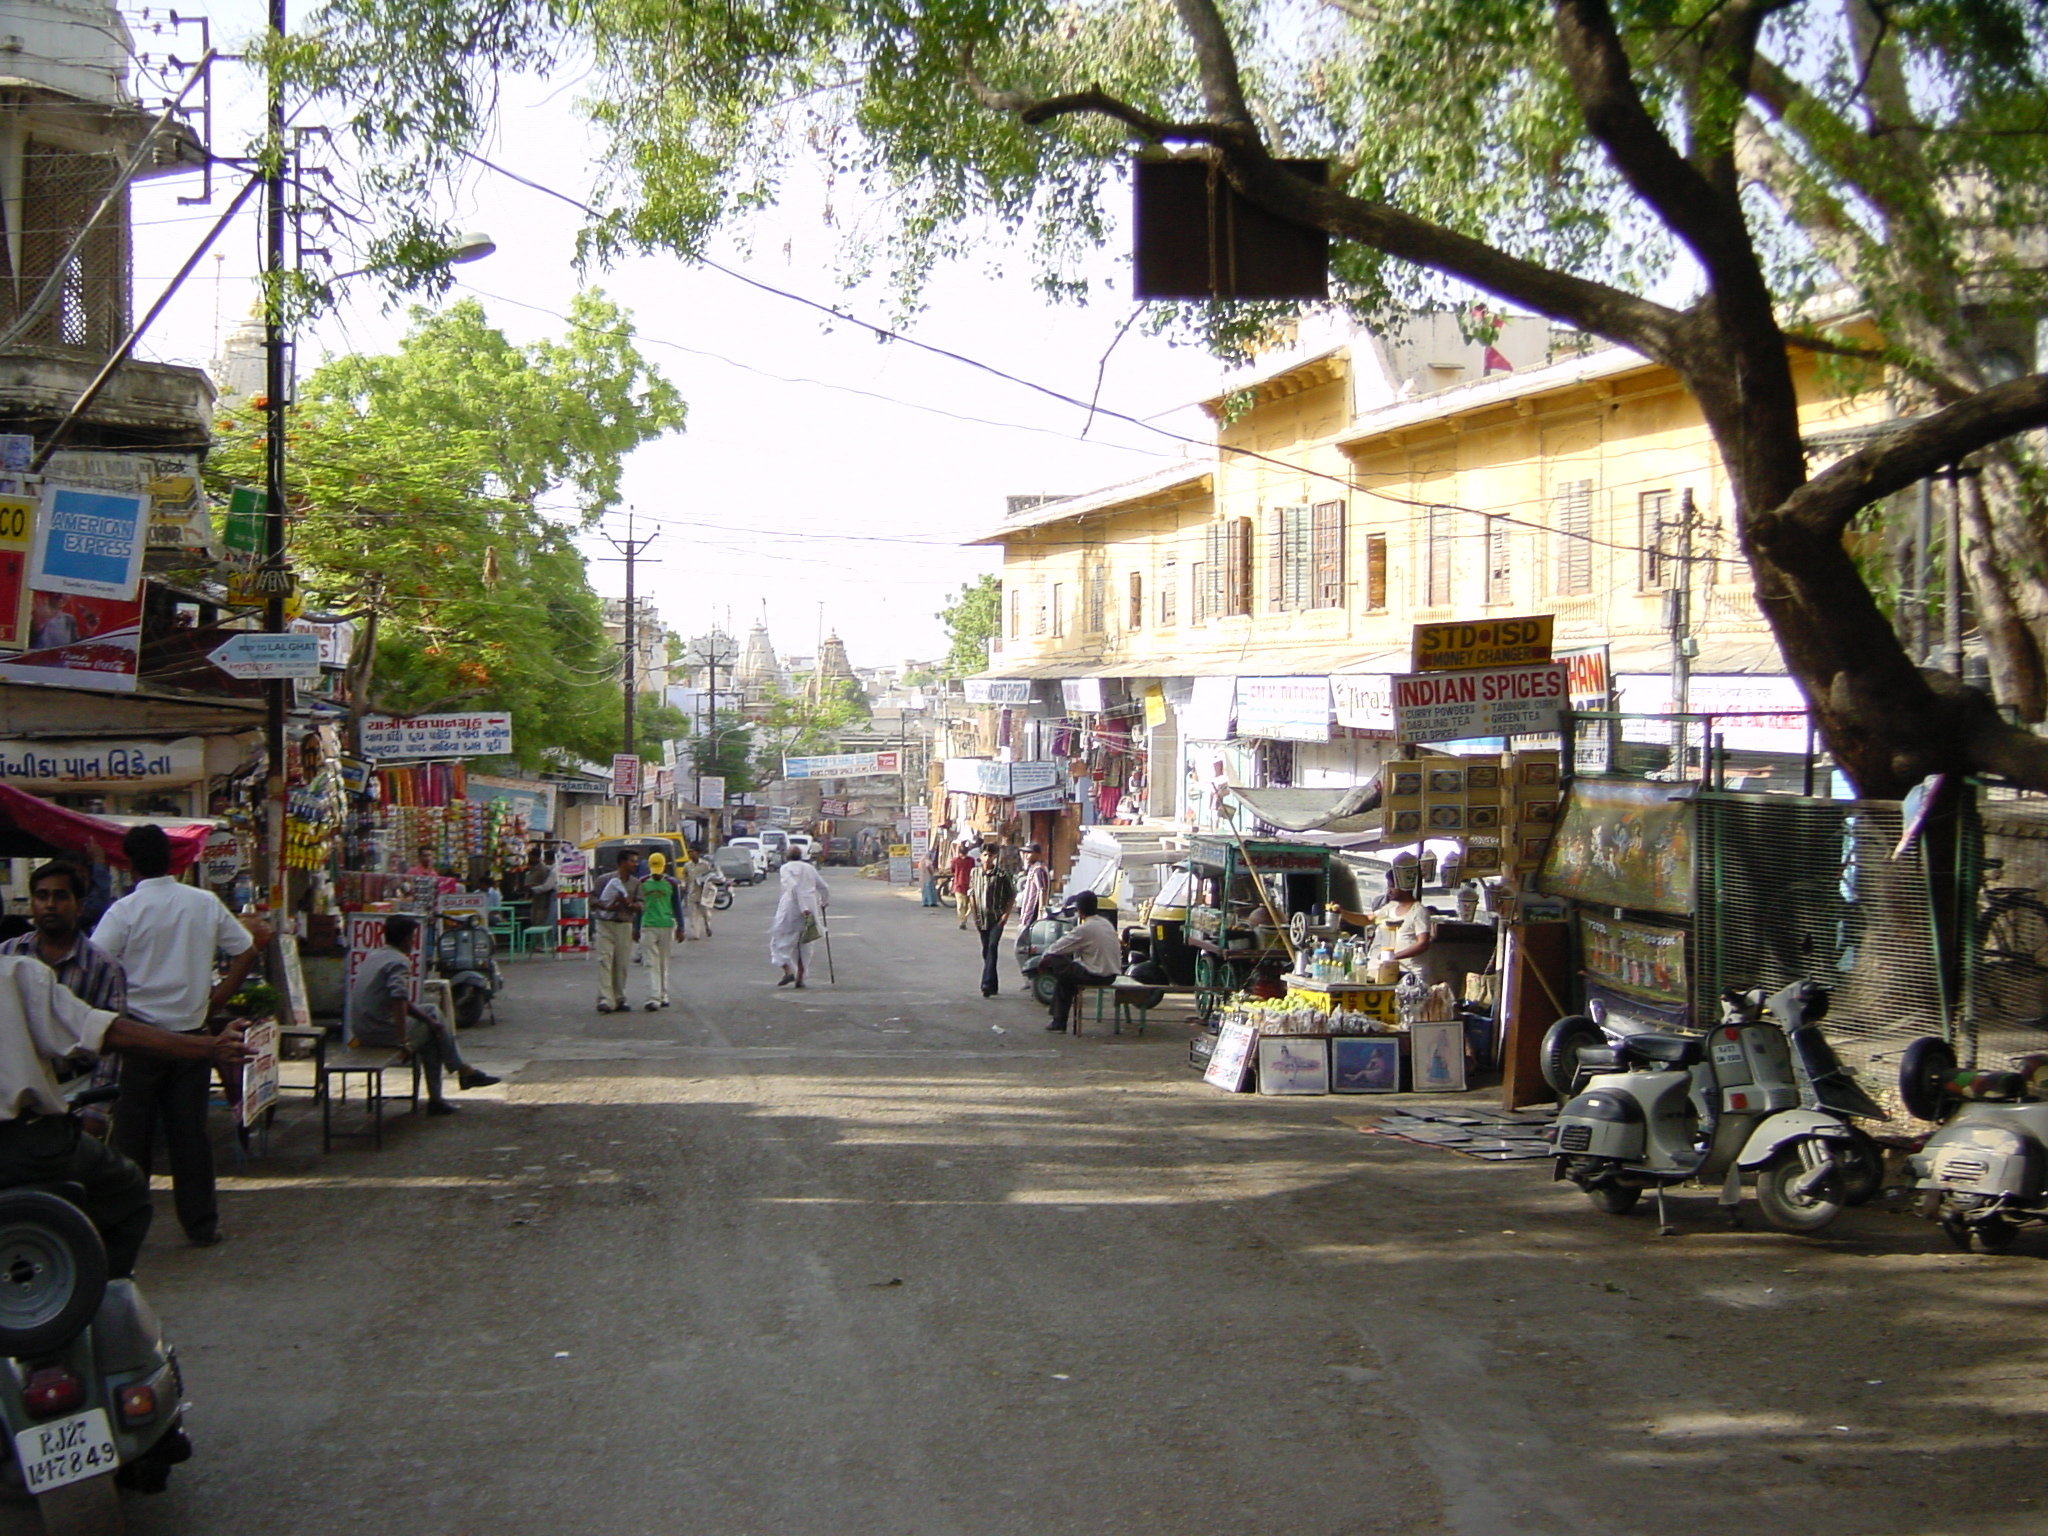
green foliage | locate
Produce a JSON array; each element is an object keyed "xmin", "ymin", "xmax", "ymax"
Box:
[
  {"xmin": 689, "ymin": 710, "xmax": 757, "ymax": 795},
  {"xmin": 751, "ymin": 680, "xmax": 869, "ymax": 785},
  {"xmin": 936, "ymin": 574, "xmax": 1001, "ymax": 678},
  {"xmin": 208, "ymin": 295, "xmax": 685, "ymax": 768}
]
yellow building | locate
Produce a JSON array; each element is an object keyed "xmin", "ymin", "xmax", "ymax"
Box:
[{"xmin": 966, "ymin": 319, "xmax": 1886, "ymax": 833}]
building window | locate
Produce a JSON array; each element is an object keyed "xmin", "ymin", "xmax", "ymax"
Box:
[
  {"xmin": 1206, "ymin": 517, "xmax": 1252, "ymax": 617},
  {"xmin": 1050, "ymin": 581, "xmax": 1066, "ymax": 638},
  {"xmin": 1555, "ymin": 478, "xmax": 1594, "ymax": 596},
  {"xmin": 1159, "ymin": 555, "xmax": 1177, "ymax": 626},
  {"xmin": 1640, "ymin": 489, "xmax": 1676, "ymax": 588},
  {"xmin": 1084, "ymin": 567, "xmax": 1107, "ymax": 634},
  {"xmin": 1009, "ymin": 585, "xmax": 1022, "ymax": 639},
  {"xmin": 1424, "ymin": 505, "xmax": 1454, "ymax": 608},
  {"xmin": 1128, "ymin": 571, "xmax": 1144, "ymax": 629},
  {"xmin": 1270, "ymin": 504, "xmax": 1312, "ymax": 610},
  {"xmin": 1312, "ymin": 500, "xmax": 1345, "ymax": 609},
  {"xmin": 1363, "ymin": 534, "xmax": 1387, "ymax": 611},
  {"xmin": 1034, "ymin": 580, "xmax": 1048, "ymax": 637},
  {"xmin": 1486, "ymin": 516, "xmax": 1512, "ymax": 605}
]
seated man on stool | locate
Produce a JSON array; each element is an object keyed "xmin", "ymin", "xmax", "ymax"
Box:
[
  {"xmin": 346, "ymin": 915, "xmax": 498, "ymax": 1115},
  {"xmin": 1037, "ymin": 890, "xmax": 1120, "ymax": 1034}
]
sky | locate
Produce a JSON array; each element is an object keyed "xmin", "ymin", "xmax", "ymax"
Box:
[{"xmin": 123, "ymin": 11, "xmax": 1233, "ymax": 673}]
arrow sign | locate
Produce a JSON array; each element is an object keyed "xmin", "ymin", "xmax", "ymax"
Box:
[{"xmin": 208, "ymin": 631, "xmax": 323, "ymax": 681}]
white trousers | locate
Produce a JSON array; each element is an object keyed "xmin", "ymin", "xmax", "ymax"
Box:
[
  {"xmin": 595, "ymin": 919, "xmax": 633, "ymax": 1008},
  {"xmin": 643, "ymin": 926, "xmax": 677, "ymax": 1004}
]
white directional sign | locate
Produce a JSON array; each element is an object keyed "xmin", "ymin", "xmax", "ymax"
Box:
[{"xmin": 208, "ymin": 631, "xmax": 322, "ymax": 680}]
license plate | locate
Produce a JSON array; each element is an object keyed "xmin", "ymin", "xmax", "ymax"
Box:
[{"xmin": 15, "ymin": 1409, "xmax": 118, "ymax": 1494}]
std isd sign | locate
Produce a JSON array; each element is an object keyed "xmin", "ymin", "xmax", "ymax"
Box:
[{"xmin": 1411, "ymin": 615, "xmax": 1554, "ymax": 672}]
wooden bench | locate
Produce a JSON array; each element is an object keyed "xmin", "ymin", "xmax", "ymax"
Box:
[
  {"xmin": 320, "ymin": 1044, "xmax": 421, "ymax": 1152},
  {"xmin": 1095, "ymin": 978, "xmax": 1203, "ymax": 1036}
]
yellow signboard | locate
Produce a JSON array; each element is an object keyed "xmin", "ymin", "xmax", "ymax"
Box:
[
  {"xmin": 1411, "ymin": 615, "xmax": 1554, "ymax": 672},
  {"xmin": 0, "ymin": 495, "xmax": 33, "ymax": 648}
]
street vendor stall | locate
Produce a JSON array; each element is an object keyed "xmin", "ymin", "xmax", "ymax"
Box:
[{"xmin": 1180, "ymin": 833, "xmax": 1361, "ymax": 1018}]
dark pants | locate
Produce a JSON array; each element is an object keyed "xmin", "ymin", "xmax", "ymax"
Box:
[
  {"xmin": 111, "ymin": 1052, "xmax": 217, "ymax": 1241},
  {"xmin": 1040, "ymin": 952, "xmax": 1113, "ymax": 1028},
  {"xmin": 0, "ymin": 1114, "xmax": 152, "ymax": 1278},
  {"xmin": 976, "ymin": 918, "xmax": 1008, "ymax": 996}
]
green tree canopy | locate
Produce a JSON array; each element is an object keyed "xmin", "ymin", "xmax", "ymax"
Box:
[
  {"xmin": 208, "ymin": 294, "xmax": 686, "ymax": 767},
  {"xmin": 298, "ymin": 0, "xmax": 2048, "ymax": 793},
  {"xmin": 937, "ymin": 574, "xmax": 1001, "ymax": 679},
  {"xmin": 751, "ymin": 680, "xmax": 870, "ymax": 788}
]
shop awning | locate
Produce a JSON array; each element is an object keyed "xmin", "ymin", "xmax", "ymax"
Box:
[
  {"xmin": 0, "ymin": 786, "xmax": 210, "ymax": 871},
  {"xmin": 1225, "ymin": 783, "xmax": 1382, "ymax": 834}
]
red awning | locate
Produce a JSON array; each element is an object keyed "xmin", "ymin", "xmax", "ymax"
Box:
[{"xmin": 0, "ymin": 785, "xmax": 208, "ymax": 873}]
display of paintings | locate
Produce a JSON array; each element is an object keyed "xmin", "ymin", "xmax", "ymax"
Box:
[
  {"xmin": 1389, "ymin": 808, "xmax": 1424, "ymax": 835},
  {"xmin": 1387, "ymin": 766, "xmax": 1423, "ymax": 799},
  {"xmin": 1426, "ymin": 766, "xmax": 1466, "ymax": 796},
  {"xmin": 1579, "ymin": 913, "xmax": 1689, "ymax": 1001},
  {"xmin": 1518, "ymin": 755, "xmax": 1561, "ymax": 791},
  {"xmin": 1410, "ymin": 1022, "xmax": 1467, "ymax": 1092},
  {"xmin": 1427, "ymin": 804, "xmax": 1466, "ymax": 831},
  {"xmin": 1538, "ymin": 777, "xmax": 1697, "ymax": 915},
  {"xmin": 1465, "ymin": 841, "xmax": 1503, "ymax": 872},
  {"xmin": 1256, "ymin": 1035, "xmax": 1330, "ymax": 1095},
  {"xmin": 1520, "ymin": 798, "xmax": 1558, "ymax": 825},
  {"xmin": 1467, "ymin": 804, "xmax": 1501, "ymax": 830},
  {"xmin": 1466, "ymin": 763, "xmax": 1503, "ymax": 795},
  {"xmin": 1331, "ymin": 1036, "xmax": 1402, "ymax": 1093}
]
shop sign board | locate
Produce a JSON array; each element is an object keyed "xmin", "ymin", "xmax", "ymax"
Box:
[
  {"xmin": 655, "ymin": 768, "xmax": 674, "ymax": 800},
  {"xmin": 1410, "ymin": 615, "xmax": 1554, "ymax": 673},
  {"xmin": 1559, "ymin": 645, "xmax": 1612, "ymax": 712},
  {"xmin": 1204, "ymin": 1018, "xmax": 1258, "ymax": 1092},
  {"xmin": 697, "ymin": 774, "xmax": 725, "ymax": 807},
  {"xmin": 239, "ymin": 1022, "xmax": 279, "ymax": 1127},
  {"xmin": 207, "ymin": 631, "xmax": 322, "ymax": 680},
  {"xmin": 1235, "ymin": 676, "xmax": 1331, "ymax": 742},
  {"xmin": 1392, "ymin": 662, "xmax": 1569, "ymax": 744},
  {"xmin": 0, "ymin": 494, "xmax": 32, "ymax": 648},
  {"xmin": 28, "ymin": 484, "xmax": 149, "ymax": 602},
  {"xmin": 1613, "ymin": 673, "xmax": 1810, "ymax": 753},
  {"xmin": 963, "ymin": 678, "xmax": 1034, "ymax": 705},
  {"xmin": 783, "ymin": 750, "xmax": 900, "ymax": 780},
  {"xmin": 467, "ymin": 774, "xmax": 555, "ymax": 833},
  {"xmin": 360, "ymin": 712, "xmax": 513, "ymax": 760},
  {"xmin": 1060, "ymin": 677, "xmax": 1106, "ymax": 712},
  {"xmin": 289, "ymin": 617, "xmax": 354, "ymax": 668},
  {"xmin": 0, "ymin": 593, "xmax": 142, "ymax": 694},
  {"xmin": 611, "ymin": 754, "xmax": 640, "ymax": 798},
  {"xmin": 200, "ymin": 830, "xmax": 243, "ymax": 886},
  {"xmin": 908, "ymin": 807, "xmax": 932, "ymax": 831},
  {"xmin": 942, "ymin": 759, "xmax": 1059, "ymax": 797},
  {"xmin": 0, "ymin": 736, "xmax": 204, "ymax": 790},
  {"xmin": 221, "ymin": 486, "xmax": 264, "ymax": 568},
  {"xmin": 1013, "ymin": 786, "xmax": 1070, "ymax": 813},
  {"xmin": 1330, "ymin": 672, "xmax": 1395, "ymax": 736}
]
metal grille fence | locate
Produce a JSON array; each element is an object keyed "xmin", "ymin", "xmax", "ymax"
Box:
[
  {"xmin": 1692, "ymin": 792, "xmax": 1982, "ymax": 1121},
  {"xmin": 3, "ymin": 147, "xmax": 132, "ymax": 352}
]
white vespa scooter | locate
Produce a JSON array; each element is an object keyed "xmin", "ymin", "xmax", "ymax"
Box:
[{"xmin": 1550, "ymin": 981, "xmax": 1863, "ymax": 1235}]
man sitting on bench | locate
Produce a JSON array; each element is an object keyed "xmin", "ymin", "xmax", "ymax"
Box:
[
  {"xmin": 346, "ymin": 916, "xmax": 498, "ymax": 1116},
  {"xmin": 1037, "ymin": 891, "xmax": 1120, "ymax": 1034}
]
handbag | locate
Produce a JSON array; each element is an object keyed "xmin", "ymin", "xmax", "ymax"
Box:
[{"xmin": 800, "ymin": 911, "xmax": 822, "ymax": 945}]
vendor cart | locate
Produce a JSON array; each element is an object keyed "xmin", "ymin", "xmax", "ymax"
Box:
[{"xmin": 1180, "ymin": 835, "xmax": 1360, "ymax": 1020}]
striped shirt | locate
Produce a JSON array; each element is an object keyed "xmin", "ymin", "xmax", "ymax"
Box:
[{"xmin": 0, "ymin": 931, "xmax": 127, "ymax": 1014}]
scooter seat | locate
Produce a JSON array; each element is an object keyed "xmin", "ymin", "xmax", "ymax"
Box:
[{"xmin": 1621, "ymin": 1033, "xmax": 1702, "ymax": 1066}]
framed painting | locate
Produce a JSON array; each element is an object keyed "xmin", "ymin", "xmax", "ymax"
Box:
[
  {"xmin": 1538, "ymin": 778, "xmax": 1696, "ymax": 916},
  {"xmin": 1410, "ymin": 1022, "xmax": 1467, "ymax": 1093},
  {"xmin": 1256, "ymin": 1036, "xmax": 1330, "ymax": 1095},
  {"xmin": 1331, "ymin": 1036, "xmax": 1402, "ymax": 1094}
]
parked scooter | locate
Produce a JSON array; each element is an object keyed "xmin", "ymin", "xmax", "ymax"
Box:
[
  {"xmin": 434, "ymin": 912, "xmax": 502, "ymax": 1029},
  {"xmin": 0, "ymin": 1088, "xmax": 192, "ymax": 1533},
  {"xmin": 1899, "ymin": 1033, "xmax": 2048, "ymax": 1252},
  {"xmin": 1549, "ymin": 982, "xmax": 1876, "ymax": 1234}
]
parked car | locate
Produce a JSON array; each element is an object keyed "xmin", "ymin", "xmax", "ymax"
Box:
[
  {"xmin": 726, "ymin": 836, "xmax": 769, "ymax": 877},
  {"xmin": 714, "ymin": 845, "xmax": 763, "ymax": 885},
  {"xmin": 786, "ymin": 833, "xmax": 817, "ymax": 861},
  {"xmin": 758, "ymin": 828, "xmax": 790, "ymax": 867}
]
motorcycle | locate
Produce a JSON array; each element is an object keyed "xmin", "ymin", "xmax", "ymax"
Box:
[
  {"xmin": 1549, "ymin": 981, "xmax": 1878, "ymax": 1235},
  {"xmin": 434, "ymin": 912, "xmax": 502, "ymax": 1029},
  {"xmin": 0, "ymin": 1088, "xmax": 192, "ymax": 1534},
  {"xmin": 1899, "ymin": 1032, "xmax": 2048, "ymax": 1252},
  {"xmin": 709, "ymin": 871, "xmax": 734, "ymax": 913}
]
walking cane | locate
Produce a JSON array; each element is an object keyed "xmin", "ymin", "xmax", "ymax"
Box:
[{"xmin": 822, "ymin": 913, "xmax": 837, "ymax": 984}]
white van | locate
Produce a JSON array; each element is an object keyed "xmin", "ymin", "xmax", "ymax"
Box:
[{"xmin": 758, "ymin": 828, "xmax": 790, "ymax": 867}]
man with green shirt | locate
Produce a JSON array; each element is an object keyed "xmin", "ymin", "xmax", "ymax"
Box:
[{"xmin": 639, "ymin": 852, "xmax": 681, "ymax": 1011}]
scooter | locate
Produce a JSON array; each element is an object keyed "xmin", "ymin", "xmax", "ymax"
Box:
[
  {"xmin": 0, "ymin": 1089, "xmax": 192, "ymax": 1534},
  {"xmin": 434, "ymin": 912, "xmax": 502, "ymax": 1029},
  {"xmin": 709, "ymin": 872, "xmax": 734, "ymax": 913},
  {"xmin": 1550, "ymin": 981, "xmax": 1871, "ymax": 1234},
  {"xmin": 1899, "ymin": 1032, "xmax": 2048, "ymax": 1252}
]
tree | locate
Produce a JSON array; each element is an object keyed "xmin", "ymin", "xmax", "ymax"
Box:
[
  {"xmin": 301, "ymin": 0, "xmax": 2048, "ymax": 794},
  {"xmin": 209, "ymin": 294, "xmax": 686, "ymax": 767},
  {"xmin": 690, "ymin": 711, "xmax": 758, "ymax": 796},
  {"xmin": 750, "ymin": 681, "xmax": 870, "ymax": 789},
  {"xmin": 937, "ymin": 575, "xmax": 1002, "ymax": 679}
]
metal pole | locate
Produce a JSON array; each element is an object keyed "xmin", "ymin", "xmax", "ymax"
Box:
[
  {"xmin": 1913, "ymin": 478, "xmax": 1933, "ymax": 662},
  {"xmin": 1944, "ymin": 468, "xmax": 1965, "ymax": 676},
  {"xmin": 1672, "ymin": 487, "xmax": 1694, "ymax": 723},
  {"xmin": 261, "ymin": 0, "xmax": 289, "ymax": 918},
  {"xmin": 599, "ymin": 512, "xmax": 659, "ymax": 834}
]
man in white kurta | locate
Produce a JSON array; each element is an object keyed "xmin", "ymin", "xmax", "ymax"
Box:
[{"xmin": 768, "ymin": 850, "xmax": 830, "ymax": 988}]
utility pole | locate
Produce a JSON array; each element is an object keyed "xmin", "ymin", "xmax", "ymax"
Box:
[
  {"xmin": 599, "ymin": 511, "xmax": 659, "ymax": 832},
  {"xmin": 259, "ymin": 0, "xmax": 291, "ymax": 916},
  {"xmin": 1666, "ymin": 488, "xmax": 1696, "ymax": 776}
]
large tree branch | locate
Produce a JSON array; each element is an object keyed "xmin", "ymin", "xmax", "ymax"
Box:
[
  {"xmin": 1761, "ymin": 373, "xmax": 2048, "ymax": 542},
  {"xmin": 1168, "ymin": 0, "xmax": 1252, "ymax": 124}
]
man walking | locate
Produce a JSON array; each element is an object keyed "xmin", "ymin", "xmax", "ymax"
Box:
[
  {"xmin": 347, "ymin": 915, "xmax": 498, "ymax": 1114},
  {"xmin": 1012, "ymin": 842, "xmax": 1051, "ymax": 990},
  {"xmin": 0, "ymin": 861, "xmax": 127, "ymax": 1134},
  {"xmin": 969, "ymin": 844, "xmax": 1016, "ymax": 999},
  {"xmin": 93, "ymin": 824, "xmax": 257, "ymax": 1246},
  {"xmin": 592, "ymin": 850, "xmax": 642, "ymax": 1014},
  {"xmin": 1035, "ymin": 890, "xmax": 1120, "ymax": 1033},
  {"xmin": 951, "ymin": 841, "xmax": 977, "ymax": 930}
]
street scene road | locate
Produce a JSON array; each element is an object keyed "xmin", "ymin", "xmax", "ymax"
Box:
[{"xmin": 4, "ymin": 877, "xmax": 2030, "ymax": 1536}]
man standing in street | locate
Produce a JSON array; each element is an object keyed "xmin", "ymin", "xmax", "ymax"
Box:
[
  {"xmin": 1012, "ymin": 842, "xmax": 1051, "ymax": 990},
  {"xmin": 1035, "ymin": 890, "xmax": 1120, "ymax": 1033},
  {"xmin": 347, "ymin": 915, "xmax": 498, "ymax": 1113},
  {"xmin": 0, "ymin": 861, "xmax": 127, "ymax": 1134},
  {"xmin": 950, "ymin": 840, "xmax": 978, "ymax": 930},
  {"xmin": 639, "ymin": 852, "xmax": 681, "ymax": 1010},
  {"xmin": 970, "ymin": 844, "xmax": 1016, "ymax": 1000},
  {"xmin": 92, "ymin": 824, "xmax": 257, "ymax": 1247},
  {"xmin": 592, "ymin": 850, "xmax": 642, "ymax": 1014}
]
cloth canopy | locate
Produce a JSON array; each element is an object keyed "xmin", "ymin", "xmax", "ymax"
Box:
[
  {"xmin": 1224, "ymin": 783, "xmax": 1382, "ymax": 834},
  {"xmin": 0, "ymin": 785, "xmax": 208, "ymax": 873}
]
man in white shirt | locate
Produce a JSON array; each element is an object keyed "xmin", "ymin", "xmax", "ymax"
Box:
[
  {"xmin": 591, "ymin": 851, "xmax": 641, "ymax": 1014},
  {"xmin": 0, "ymin": 953, "xmax": 246, "ymax": 1276},
  {"xmin": 1036, "ymin": 890, "xmax": 1121, "ymax": 1033},
  {"xmin": 92, "ymin": 824, "xmax": 258, "ymax": 1247}
]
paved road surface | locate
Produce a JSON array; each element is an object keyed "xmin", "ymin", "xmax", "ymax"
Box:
[{"xmin": 9, "ymin": 875, "xmax": 2047, "ymax": 1535}]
